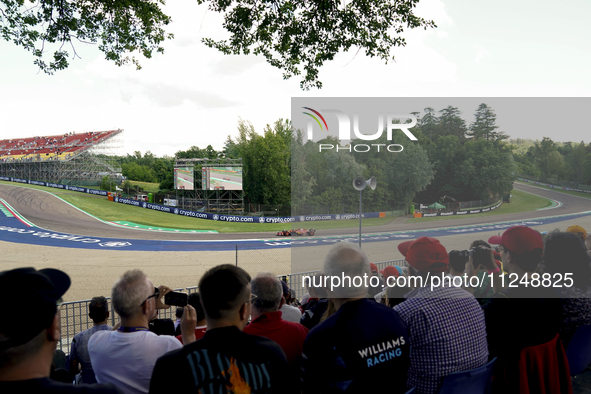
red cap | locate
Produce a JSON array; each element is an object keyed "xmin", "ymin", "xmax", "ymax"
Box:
[
  {"xmin": 369, "ymin": 263, "xmax": 378, "ymax": 273},
  {"xmin": 398, "ymin": 237, "xmax": 438, "ymax": 257},
  {"xmin": 379, "ymin": 266, "xmax": 400, "ymax": 278},
  {"xmin": 397, "ymin": 240, "xmax": 414, "ymax": 256},
  {"xmin": 491, "ymin": 226, "xmax": 543, "ymax": 255},
  {"xmin": 488, "ymin": 235, "xmax": 502, "ymax": 245},
  {"xmin": 405, "ymin": 237, "xmax": 449, "ymax": 273}
]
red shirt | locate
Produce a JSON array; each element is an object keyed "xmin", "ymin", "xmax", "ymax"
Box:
[
  {"xmin": 243, "ymin": 311, "xmax": 309, "ymax": 366},
  {"xmin": 176, "ymin": 325, "xmax": 207, "ymax": 344}
]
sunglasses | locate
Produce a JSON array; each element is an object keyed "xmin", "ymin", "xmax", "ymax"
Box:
[{"xmin": 140, "ymin": 287, "xmax": 160, "ymax": 307}]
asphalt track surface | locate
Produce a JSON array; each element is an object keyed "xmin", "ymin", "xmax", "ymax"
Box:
[{"xmin": 1, "ymin": 181, "xmax": 591, "ymax": 242}]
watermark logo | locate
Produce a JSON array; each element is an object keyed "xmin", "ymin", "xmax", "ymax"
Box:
[{"xmin": 303, "ymin": 107, "xmax": 418, "ymax": 152}]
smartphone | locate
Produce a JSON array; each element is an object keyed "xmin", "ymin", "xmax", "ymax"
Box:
[{"xmin": 164, "ymin": 291, "xmax": 188, "ymax": 307}]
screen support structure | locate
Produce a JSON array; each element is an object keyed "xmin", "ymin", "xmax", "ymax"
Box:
[{"xmin": 173, "ymin": 158, "xmax": 244, "ymax": 215}]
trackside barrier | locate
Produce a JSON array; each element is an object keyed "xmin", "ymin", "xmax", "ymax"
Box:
[{"xmin": 57, "ymin": 259, "xmax": 407, "ymax": 355}]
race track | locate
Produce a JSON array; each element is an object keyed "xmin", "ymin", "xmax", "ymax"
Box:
[{"xmin": 1, "ymin": 181, "xmax": 591, "ymax": 301}]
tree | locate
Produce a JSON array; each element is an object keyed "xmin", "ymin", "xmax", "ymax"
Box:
[
  {"xmin": 438, "ymin": 106, "xmax": 467, "ymax": 139},
  {"xmin": 2, "ymin": 0, "xmax": 435, "ymax": 89},
  {"xmin": 0, "ymin": 0, "xmax": 172, "ymax": 74},
  {"xmin": 469, "ymin": 103, "xmax": 506, "ymax": 141},
  {"xmin": 100, "ymin": 175, "xmax": 116, "ymax": 191},
  {"xmin": 198, "ymin": 0, "xmax": 435, "ymax": 89}
]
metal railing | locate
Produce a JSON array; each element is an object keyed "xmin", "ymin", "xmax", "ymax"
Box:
[{"xmin": 57, "ymin": 258, "xmax": 407, "ymax": 355}]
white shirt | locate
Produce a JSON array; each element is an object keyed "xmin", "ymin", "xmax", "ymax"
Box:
[
  {"xmin": 88, "ymin": 330, "xmax": 182, "ymax": 394},
  {"xmin": 280, "ymin": 304, "xmax": 303, "ymax": 323}
]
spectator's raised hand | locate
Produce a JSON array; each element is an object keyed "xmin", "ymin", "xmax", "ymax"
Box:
[
  {"xmin": 155, "ymin": 285, "xmax": 173, "ymax": 309},
  {"xmin": 180, "ymin": 305, "xmax": 197, "ymax": 345}
]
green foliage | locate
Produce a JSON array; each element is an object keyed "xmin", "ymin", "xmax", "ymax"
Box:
[
  {"xmin": 197, "ymin": 0, "xmax": 436, "ymax": 89},
  {"xmin": 0, "ymin": 0, "xmax": 173, "ymax": 73},
  {"xmin": 229, "ymin": 119, "xmax": 291, "ymax": 205},
  {"xmin": 415, "ymin": 104, "xmax": 515, "ymax": 203},
  {"xmin": 99, "ymin": 175, "xmax": 116, "ymax": 191},
  {"xmin": 468, "ymin": 103, "xmax": 507, "ymax": 141}
]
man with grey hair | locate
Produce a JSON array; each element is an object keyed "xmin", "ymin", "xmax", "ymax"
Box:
[
  {"xmin": 302, "ymin": 242, "xmax": 410, "ymax": 393},
  {"xmin": 88, "ymin": 269, "xmax": 185, "ymax": 394},
  {"xmin": 243, "ymin": 273, "xmax": 309, "ymax": 374}
]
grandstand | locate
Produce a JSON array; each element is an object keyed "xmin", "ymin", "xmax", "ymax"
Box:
[{"xmin": 0, "ymin": 130, "xmax": 123, "ymax": 185}]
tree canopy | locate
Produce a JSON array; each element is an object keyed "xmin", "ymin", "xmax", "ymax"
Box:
[
  {"xmin": 1, "ymin": 0, "xmax": 172, "ymax": 74},
  {"xmin": 1, "ymin": 0, "xmax": 435, "ymax": 89}
]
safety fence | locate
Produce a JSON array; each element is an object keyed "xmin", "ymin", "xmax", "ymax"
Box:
[{"xmin": 57, "ymin": 258, "xmax": 407, "ymax": 355}]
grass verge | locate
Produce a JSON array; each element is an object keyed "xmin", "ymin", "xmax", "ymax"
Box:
[
  {"xmin": 405, "ymin": 189, "xmax": 552, "ymax": 223},
  {"xmin": 0, "ymin": 181, "xmax": 397, "ymax": 232}
]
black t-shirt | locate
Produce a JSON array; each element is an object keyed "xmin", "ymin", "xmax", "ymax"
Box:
[
  {"xmin": 482, "ymin": 285, "xmax": 562, "ymax": 366},
  {"xmin": 149, "ymin": 326, "xmax": 291, "ymax": 394},
  {"xmin": 302, "ymin": 298, "xmax": 410, "ymax": 394},
  {"xmin": 0, "ymin": 377, "xmax": 122, "ymax": 394}
]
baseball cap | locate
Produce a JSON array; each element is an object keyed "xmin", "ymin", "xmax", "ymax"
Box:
[
  {"xmin": 405, "ymin": 237, "xmax": 449, "ymax": 273},
  {"xmin": 489, "ymin": 226, "xmax": 543, "ymax": 255},
  {"xmin": 369, "ymin": 263, "xmax": 378, "ymax": 273},
  {"xmin": 379, "ymin": 266, "xmax": 400, "ymax": 278},
  {"xmin": 397, "ymin": 240, "xmax": 414, "ymax": 257},
  {"xmin": 0, "ymin": 267, "xmax": 70, "ymax": 351},
  {"xmin": 398, "ymin": 238, "xmax": 440, "ymax": 257},
  {"xmin": 566, "ymin": 225, "xmax": 587, "ymax": 242}
]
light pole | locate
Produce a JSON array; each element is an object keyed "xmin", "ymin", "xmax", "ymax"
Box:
[{"xmin": 352, "ymin": 176, "xmax": 376, "ymax": 248}]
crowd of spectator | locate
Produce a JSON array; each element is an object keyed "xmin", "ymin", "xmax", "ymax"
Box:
[{"xmin": 1, "ymin": 223, "xmax": 591, "ymax": 393}]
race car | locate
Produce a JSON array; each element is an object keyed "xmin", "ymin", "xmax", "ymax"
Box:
[
  {"xmin": 291, "ymin": 228, "xmax": 316, "ymax": 236},
  {"xmin": 276, "ymin": 228, "xmax": 316, "ymax": 236}
]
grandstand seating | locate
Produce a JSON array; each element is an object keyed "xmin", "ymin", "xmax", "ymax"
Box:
[{"xmin": 0, "ymin": 130, "xmax": 122, "ymax": 162}]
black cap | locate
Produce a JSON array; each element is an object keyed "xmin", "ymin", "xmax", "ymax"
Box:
[{"xmin": 0, "ymin": 267, "xmax": 70, "ymax": 351}]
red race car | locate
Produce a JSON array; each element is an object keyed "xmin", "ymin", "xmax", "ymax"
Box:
[{"xmin": 276, "ymin": 228, "xmax": 316, "ymax": 236}]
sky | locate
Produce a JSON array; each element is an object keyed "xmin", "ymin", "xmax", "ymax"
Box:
[{"xmin": 1, "ymin": 0, "xmax": 590, "ymax": 157}]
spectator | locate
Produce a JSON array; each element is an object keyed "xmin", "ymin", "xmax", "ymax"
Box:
[
  {"xmin": 367, "ymin": 262, "xmax": 384, "ymax": 298},
  {"xmin": 88, "ymin": 270, "xmax": 182, "ymax": 394},
  {"xmin": 543, "ymin": 231, "xmax": 591, "ymax": 347},
  {"xmin": 279, "ymin": 280, "xmax": 303, "ymax": 323},
  {"xmin": 300, "ymin": 272, "xmax": 329, "ymax": 330},
  {"xmin": 68, "ymin": 296, "xmax": 112, "ymax": 384},
  {"xmin": 484, "ymin": 226, "xmax": 562, "ymax": 392},
  {"xmin": 566, "ymin": 224, "xmax": 587, "ymax": 243},
  {"xmin": 302, "ymin": 242, "xmax": 410, "ymax": 394},
  {"xmin": 394, "ymin": 237, "xmax": 488, "ymax": 394},
  {"xmin": 244, "ymin": 273, "xmax": 308, "ymax": 380},
  {"xmin": 0, "ymin": 267, "xmax": 121, "ymax": 393},
  {"xmin": 373, "ymin": 265, "xmax": 400, "ymax": 303},
  {"xmin": 150, "ymin": 265, "xmax": 290, "ymax": 393},
  {"xmin": 175, "ymin": 292, "xmax": 207, "ymax": 344}
]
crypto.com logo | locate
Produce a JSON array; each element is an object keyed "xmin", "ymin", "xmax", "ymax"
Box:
[{"xmin": 302, "ymin": 107, "xmax": 418, "ymax": 153}]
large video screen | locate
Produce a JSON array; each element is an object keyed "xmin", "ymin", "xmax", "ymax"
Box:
[
  {"xmin": 174, "ymin": 166, "xmax": 194, "ymax": 190},
  {"xmin": 202, "ymin": 167, "xmax": 243, "ymax": 190}
]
